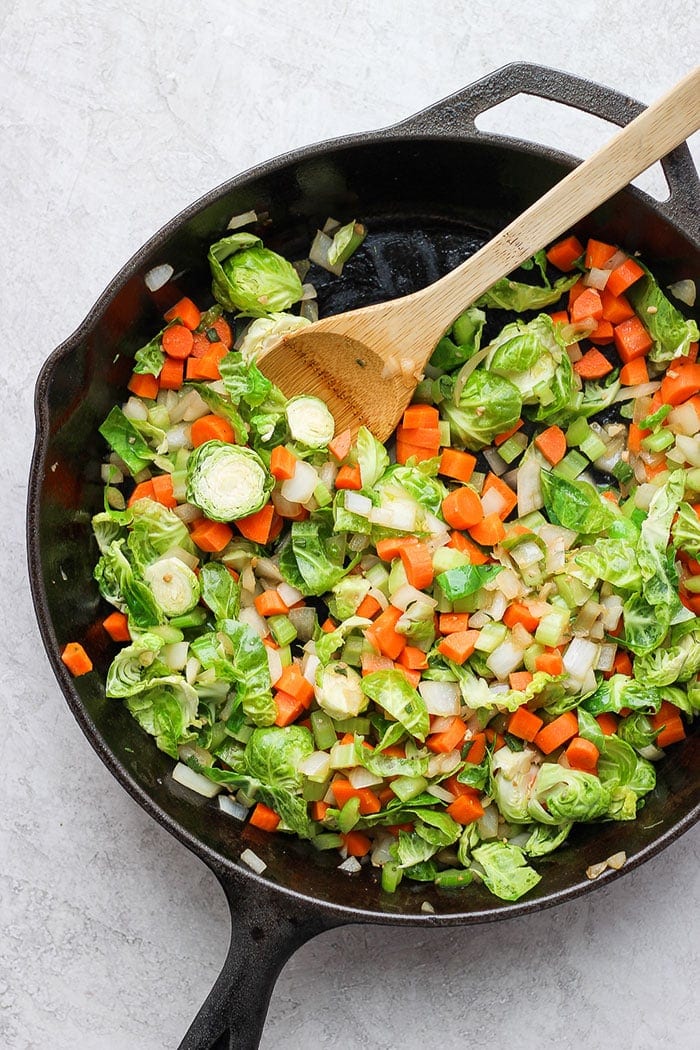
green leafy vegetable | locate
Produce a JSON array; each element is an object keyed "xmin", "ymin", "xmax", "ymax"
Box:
[
  {"xmin": 527, "ymin": 764, "xmax": 610, "ymax": 824},
  {"xmin": 627, "ymin": 263, "xmax": 699, "ymax": 364},
  {"xmin": 209, "ymin": 233, "xmax": 303, "ymax": 316},
  {"xmin": 429, "ymin": 306, "xmax": 486, "ymax": 372},
  {"xmin": 125, "ymin": 677, "xmax": 200, "ymax": 758},
  {"xmin": 356, "ymin": 426, "xmax": 390, "ymax": 489},
  {"xmin": 440, "ymin": 368, "xmax": 522, "ymax": 451},
  {"xmin": 199, "ymin": 562, "xmax": 240, "ymax": 622},
  {"xmin": 470, "ymin": 841, "xmax": 541, "ymax": 901},
  {"xmin": 244, "ymin": 725, "xmax": 314, "ymax": 792},
  {"xmin": 672, "ymin": 502, "xmax": 700, "ymax": 558},
  {"xmin": 540, "ymin": 470, "xmax": 613, "ymax": 534},
  {"xmin": 361, "ymin": 670, "xmax": 430, "ymax": 741},
  {"xmin": 436, "ymin": 563, "xmax": 503, "ymax": 600},
  {"xmin": 218, "ymin": 619, "xmax": 276, "ymax": 725},
  {"xmin": 99, "ymin": 406, "xmax": 153, "ymax": 475}
]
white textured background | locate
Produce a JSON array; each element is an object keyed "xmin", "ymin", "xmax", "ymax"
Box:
[{"xmin": 2, "ymin": 1, "xmax": 699, "ymax": 1048}]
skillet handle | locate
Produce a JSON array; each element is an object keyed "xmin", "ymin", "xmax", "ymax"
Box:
[
  {"xmin": 179, "ymin": 871, "xmax": 346, "ymax": 1050},
  {"xmin": 391, "ymin": 62, "xmax": 699, "ymax": 223}
]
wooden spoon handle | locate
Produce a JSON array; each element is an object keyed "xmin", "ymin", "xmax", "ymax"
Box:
[{"xmin": 411, "ymin": 66, "xmax": 700, "ymax": 333}]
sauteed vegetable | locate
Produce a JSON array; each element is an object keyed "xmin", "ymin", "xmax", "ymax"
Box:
[{"xmin": 68, "ymin": 222, "xmax": 700, "ymax": 902}]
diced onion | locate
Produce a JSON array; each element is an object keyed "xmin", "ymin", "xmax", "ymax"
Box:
[
  {"xmin": 368, "ymin": 586, "xmax": 389, "ymax": 611},
  {"xmin": 427, "ymin": 750, "xmax": 462, "ymax": 777},
  {"xmin": 227, "ymin": 209, "xmax": 258, "ymax": 230},
  {"xmin": 172, "ymin": 503, "xmax": 203, "ymax": 524},
  {"xmin": 282, "ymin": 460, "xmax": 319, "ymax": 504},
  {"xmin": 144, "ymin": 263, "xmax": 174, "ymax": 291},
  {"xmin": 271, "ymin": 490, "xmax": 304, "ymax": 518},
  {"xmin": 171, "ymin": 389, "xmax": 210, "ymax": 424},
  {"xmin": 302, "ymin": 653, "xmax": 320, "ymax": 684},
  {"xmin": 392, "ymin": 583, "xmax": 437, "ymax": 611},
  {"xmin": 369, "ymin": 500, "xmax": 417, "ymax": 532},
  {"xmin": 162, "ymin": 641, "xmax": 189, "ymax": 671},
  {"xmin": 477, "ymin": 804, "xmax": 499, "ymax": 840},
  {"xmin": 122, "ymin": 396, "xmax": 149, "ymax": 422},
  {"xmin": 338, "ymin": 856, "xmax": 362, "ymax": 873},
  {"xmin": 165, "ymin": 423, "xmax": 192, "ymax": 451},
  {"xmin": 668, "ymin": 402, "xmax": 700, "ymax": 436},
  {"xmin": 241, "ymin": 849, "xmax": 267, "ymax": 874},
  {"xmin": 428, "ymin": 715, "xmax": 458, "ymax": 735},
  {"xmin": 172, "ymin": 762, "xmax": 221, "ymax": 797},
  {"xmin": 219, "ymin": 795, "xmax": 251, "ymax": 821},
  {"xmin": 301, "ymin": 299, "xmax": 319, "ymax": 323},
  {"xmin": 419, "ymin": 680, "xmax": 461, "ymax": 716},
  {"xmin": 344, "ymin": 491, "xmax": 372, "ymax": 517},
  {"xmin": 613, "ymin": 381, "xmax": 661, "ymax": 403},
  {"xmin": 266, "ymin": 645, "xmax": 283, "ymax": 686},
  {"xmin": 605, "ymin": 249, "xmax": 628, "ymax": 271},
  {"xmin": 595, "ymin": 643, "xmax": 617, "ymax": 673},
  {"xmin": 483, "ymin": 447, "xmax": 509, "ymax": 478},
  {"xmin": 606, "ymin": 851, "xmax": 627, "ymax": 871},
  {"xmin": 517, "ymin": 456, "xmax": 544, "ymax": 515},
  {"xmin": 511, "ymin": 540, "xmax": 544, "ymax": 569},
  {"xmin": 309, "ymin": 230, "xmax": 343, "ymax": 276},
  {"xmin": 667, "ymin": 278, "xmax": 696, "ymax": 307},
  {"xmin": 276, "ymin": 581, "xmax": 303, "ymax": 606},
  {"xmin": 161, "ymin": 545, "xmax": 199, "ymax": 569},
  {"xmin": 299, "ymin": 751, "xmax": 332, "ymax": 780},
  {"xmin": 238, "ymin": 605, "xmax": 269, "ymax": 638},
  {"xmin": 675, "ymin": 434, "xmax": 700, "ymax": 467},
  {"xmin": 427, "ymin": 784, "xmax": 455, "ymax": 804},
  {"xmin": 300, "ymin": 282, "xmax": 317, "ymax": 300},
  {"xmin": 486, "ymin": 639, "xmax": 526, "ymax": 680},
  {"xmin": 348, "ymin": 766, "xmax": 383, "ymax": 789},
  {"xmin": 563, "ymin": 637, "xmax": 600, "ymax": 683},
  {"xmin": 584, "ymin": 267, "xmax": 611, "ymax": 290}
]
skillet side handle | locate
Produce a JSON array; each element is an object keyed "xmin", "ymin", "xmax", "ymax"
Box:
[
  {"xmin": 179, "ymin": 874, "xmax": 346, "ymax": 1050},
  {"xmin": 390, "ymin": 62, "xmax": 699, "ymax": 226}
]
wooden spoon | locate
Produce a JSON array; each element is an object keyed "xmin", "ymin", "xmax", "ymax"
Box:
[{"xmin": 259, "ymin": 68, "xmax": 700, "ymax": 441}]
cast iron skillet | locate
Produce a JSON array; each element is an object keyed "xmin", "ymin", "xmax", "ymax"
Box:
[{"xmin": 28, "ymin": 63, "xmax": 700, "ymax": 1049}]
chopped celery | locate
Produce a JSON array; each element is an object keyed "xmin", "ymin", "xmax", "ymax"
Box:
[
  {"xmin": 303, "ymin": 777, "xmax": 329, "ymax": 801},
  {"xmin": 565, "ymin": 416, "xmax": 592, "ymax": 447},
  {"xmin": 333, "ymin": 716, "xmax": 372, "ymax": 735},
  {"xmin": 268, "ymin": 614, "xmax": 297, "ymax": 647},
  {"xmin": 432, "ymin": 547, "xmax": 470, "ymax": 573},
  {"xmin": 388, "ymin": 559, "xmax": 408, "ymax": 593},
  {"xmin": 579, "ymin": 432, "xmax": 608, "ymax": 461},
  {"xmin": 612, "ymin": 459, "xmax": 634, "ymax": 484},
  {"xmin": 313, "ymin": 481, "xmax": 333, "ymax": 508},
  {"xmin": 313, "ymin": 833, "xmax": 344, "ymax": 851},
  {"xmin": 149, "ymin": 624, "xmax": 184, "ymax": 644},
  {"xmin": 365, "ymin": 562, "xmax": 390, "ymax": 590},
  {"xmin": 277, "ymin": 644, "xmax": 292, "ymax": 668},
  {"xmin": 517, "ymin": 511, "xmax": 547, "ymax": 532},
  {"xmin": 391, "ymin": 775, "xmax": 428, "ymax": 802},
  {"xmin": 381, "ymin": 862, "xmax": 403, "ymax": 893},
  {"xmin": 435, "ymin": 868, "xmax": 474, "ymax": 889},
  {"xmin": 641, "ymin": 429, "xmax": 674, "ymax": 453},
  {"xmin": 470, "ymin": 471, "xmax": 486, "ymax": 494},
  {"xmin": 554, "ymin": 574, "xmax": 594, "ymax": 608},
  {"xmin": 338, "ymin": 796, "xmax": 361, "ymax": 833},
  {"xmin": 311, "ymin": 710, "xmax": 337, "ymax": 750},
  {"xmin": 552, "ymin": 449, "xmax": 588, "ymax": 481},
  {"xmin": 438, "ymin": 420, "xmax": 451, "ymax": 447},
  {"xmin": 475, "ymin": 622, "xmax": 508, "ymax": 653},
  {"xmin": 329, "ymin": 742, "xmax": 357, "ymax": 769},
  {"xmin": 639, "ymin": 403, "xmax": 671, "ymax": 430},
  {"xmin": 523, "ymin": 643, "xmax": 545, "ymax": 673},
  {"xmin": 535, "ymin": 607, "xmax": 570, "ymax": 647},
  {"xmin": 341, "ymin": 636, "xmax": 365, "ymax": 667},
  {"xmin": 169, "ymin": 607, "xmax": 208, "ymax": 628},
  {"xmin": 497, "ymin": 432, "xmax": 528, "ymax": 464},
  {"xmin": 451, "ymin": 593, "xmax": 481, "ymax": 614}
]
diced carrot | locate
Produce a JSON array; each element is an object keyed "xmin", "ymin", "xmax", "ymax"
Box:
[
  {"xmin": 61, "ymin": 641, "xmax": 93, "ymax": 677},
  {"xmin": 274, "ymin": 689, "xmax": 306, "ymax": 727},
  {"xmin": 442, "ymin": 486, "xmax": 483, "ymax": 530},
  {"xmin": 399, "ymin": 541, "xmax": 434, "ymax": 590},
  {"xmin": 331, "ymin": 779, "xmax": 380, "ymax": 815},
  {"xmin": 534, "ymin": 711, "xmax": 578, "ymax": 754},
  {"xmin": 570, "ymin": 288, "xmax": 604, "ymax": 325},
  {"xmin": 508, "ymin": 670, "xmax": 533, "ymax": 691},
  {"xmin": 438, "ymin": 613, "xmax": 471, "ymax": 635},
  {"xmin": 680, "ymin": 592, "xmax": 700, "ymax": 615},
  {"xmin": 320, "ymin": 618, "xmax": 336, "ymax": 633},
  {"xmin": 468, "ymin": 513, "xmax": 505, "ymax": 546},
  {"xmin": 686, "ymin": 342, "xmax": 699, "ymax": 364},
  {"xmin": 249, "ymin": 802, "xmax": 280, "ymax": 831},
  {"xmin": 128, "ymin": 372, "xmax": 159, "ymax": 399},
  {"xmin": 619, "ymin": 357, "xmax": 649, "ymax": 386},
  {"xmin": 493, "ymin": 419, "xmax": 524, "ymax": 447},
  {"xmin": 254, "ymin": 589, "xmax": 290, "ymax": 617},
  {"xmin": 397, "ymin": 646, "xmax": 429, "ymax": 670},
  {"xmin": 102, "ymin": 610, "xmax": 131, "ymax": 643},
  {"xmin": 535, "ymin": 650, "xmax": 563, "ymax": 676},
  {"xmin": 191, "ymin": 332, "xmax": 214, "ymax": 358},
  {"xmin": 546, "ymin": 235, "xmax": 584, "ymax": 272},
  {"xmin": 601, "ymin": 289, "xmax": 636, "ymax": 324},
  {"xmin": 549, "ymin": 310, "xmax": 570, "ymax": 326},
  {"xmin": 606, "ymin": 258, "xmax": 645, "ymax": 298},
  {"xmin": 438, "ymin": 448, "xmax": 476, "ymax": 483},
  {"xmin": 535, "ymin": 425, "xmax": 567, "ymax": 466},
  {"xmin": 191, "ymin": 414, "xmax": 236, "ymax": 447},
  {"xmin": 481, "ymin": 473, "xmax": 518, "ymax": 520},
  {"xmin": 162, "ymin": 324, "xmax": 194, "ymax": 360},
  {"xmin": 375, "ymin": 537, "xmax": 411, "ymax": 561},
  {"xmin": 448, "ymin": 531, "xmax": 488, "ymax": 564},
  {"xmin": 484, "ymin": 727, "xmax": 506, "ymax": 750},
  {"xmin": 437, "ymin": 630, "xmax": 479, "ymax": 665},
  {"xmin": 343, "ymin": 830, "xmax": 373, "ymax": 857},
  {"xmin": 465, "ymin": 732, "xmax": 487, "ymax": 765},
  {"xmin": 164, "ymin": 296, "xmax": 201, "ymax": 331},
  {"xmin": 568, "ymin": 278, "xmax": 587, "ymax": 306},
  {"xmin": 335, "ymin": 464, "xmax": 363, "ymax": 490},
  {"xmin": 365, "ymin": 605, "xmax": 406, "ymax": 660},
  {"xmin": 573, "ymin": 347, "xmax": 613, "ymax": 380},
  {"xmin": 270, "ymin": 445, "xmax": 297, "ymax": 480},
  {"xmin": 185, "ymin": 349, "xmax": 223, "ymax": 381},
  {"xmin": 614, "ymin": 316, "xmax": 653, "ymax": 362},
  {"xmin": 395, "ymin": 425, "xmax": 441, "ymax": 452},
  {"xmin": 426, "ymin": 716, "xmax": 467, "ymax": 754},
  {"xmin": 595, "ymin": 713, "xmax": 618, "ymax": 736},
  {"xmin": 151, "ymin": 473, "xmax": 177, "ymax": 509},
  {"xmin": 585, "ymin": 238, "xmax": 617, "ymax": 270},
  {"xmin": 588, "ymin": 320, "xmax": 615, "ymax": 346},
  {"xmin": 356, "ymin": 594, "xmax": 382, "ymax": 619},
  {"xmin": 159, "ymin": 356, "xmax": 184, "ymax": 390},
  {"xmin": 275, "ymin": 664, "xmax": 315, "ymax": 706},
  {"xmin": 396, "ymin": 666, "xmax": 421, "ymax": 689},
  {"xmin": 650, "ymin": 700, "xmax": 686, "ymax": 749},
  {"xmin": 627, "ymin": 422, "xmax": 649, "ymax": 454},
  {"xmin": 328, "ymin": 428, "xmax": 352, "ymax": 461},
  {"xmin": 190, "ymin": 519, "xmax": 233, "ymax": 553},
  {"xmin": 566, "ymin": 736, "xmax": 600, "ymax": 772},
  {"xmin": 402, "ymin": 404, "xmax": 440, "ymax": 429},
  {"xmin": 508, "ymin": 706, "xmax": 544, "ymax": 742},
  {"xmin": 209, "ymin": 317, "xmax": 233, "ymax": 348},
  {"xmin": 503, "ymin": 602, "xmax": 540, "ymax": 633},
  {"xmin": 659, "ymin": 361, "xmax": 700, "ymax": 406},
  {"xmin": 361, "ymin": 652, "xmax": 395, "ymax": 676},
  {"xmin": 236, "ymin": 503, "xmax": 282, "ymax": 545},
  {"xmin": 444, "ymin": 775, "xmax": 480, "ymax": 798},
  {"xmin": 311, "ymin": 801, "xmax": 329, "ymax": 822},
  {"xmin": 446, "ymin": 793, "xmax": 485, "ymax": 824},
  {"xmin": 395, "ymin": 441, "xmax": 435, "ymax": 465},
  {"xmin": 127, "ymin": 480, "xmax": 156, "ymax": 507}
]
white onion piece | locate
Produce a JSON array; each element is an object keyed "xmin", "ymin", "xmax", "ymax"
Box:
[
  {"xmin": 604, "ymin": 249, "xmax": 628, "ymax": 271},
  {"xmin": 566, "ymin": 342, "xmax": 583, "ymax": 363},
  {"xmin": 277, "ymin": 582, "xmax": 303, "ymax": 606},
  {"xmin": 165, "ymin": 423, "xmax": 192, "ymax": 451},
  {"xmin": 563, "ymin": 637, "xmax": 600, "ymax": 682},
  {"xmin": 429, "ymin": 715, "xmax": 458, "ymax": 734},
  {"xmin": 302, "ymin": 653, "xmax": 320, "ymax": 685},
  {"xmin": 419, "ymin": 680, "xmax": 461, "ymax": 716},
  {"xmin": 511, "ymin": 623, "xmax": 534, "ymax": 649},
  {"xmin": 613, "ymin": 381, "xmax": 661, "ymax": 403},
  {"xmin": 254, "ymin": 558, "xmax": 283, "ymax": 583},
  {"xmin": 369, "ymin": 500, "xmax": 417, "ymax": 532},
  {"xmin": 301, "ymin": 300, "xmax": 319, "ymax": 323},
  {"xmin": 486, "ymin": 639, "xmax": 526, "ymax": 680},
  {"xmin": 639, "ymin": 743, "xmax": 665, "ymax": 761},
  {"xmin": 595, "ymin": 644, "xmax": 617, "ymax": 673},
  {"xmin": 219, "ymin": 795, "xmax": 250, "ymax": 821},
  {"xmin": 427, "ymin": 750, "xmax": 462, "ymax": 777},
  {"xmin": 668, "ymin": 401, "xmax": 700, "ymax": 436},
  {"xmin": 172, "ymin": 762, "xmax": 220, "ymax": 797},
  {"xmin": 227, "ymin": 209, "xmax": 258, "ymax": 230},
  {"xmin": 511, "ymin": 540, "xmax": 544, "ymax": 569},
  {"xmin": 675, "ymin": 434, "xmax": 700, "ymax": 467},
  {"xmin": 271, "ymin": 490, "xmax": 304, "ymax": 518},
  {"xmin": 161, "ymin": 641, "xmax": 189, "ymax": 671},
  {"xmin": 338, "ymin": 857, "xmax": 362, "ymax": 874},
  {"xmin": 241, "ymin": 849, "xmax": 267, "ymax": 874},
  {"xmin": 371, "ymin": 833, "xmax": 394, "ymax": 867},
  {"xmin": 176, "ymin": 390, "xmax": 211, "ymax": 424},
  {"xmin": 423, "ymin": 510, "xmax": 450, "ymax": 538},
  {"xmin": 300, "ymin": 282, "xmax": 317, "ymax": 300},
  {"xmin": 122, "ymin": 396, "xmax": 149, "ymax": 422},
  {"xmin": 392, "ymin": 583, "xmax": 437, "ymax": 611},
  {"xmin": 144, "ymin": 263, "xmax": 174, "ymax": 291},
  {"xmin": 238, "ymin": 605, "xmax": 269, "ymax": 638},
  {"xmin": 477, "ymin": 804, "xmax": 499, "ymax": 839},
  {"xmin": 282, "ymin": 460, "xmax": 319, "ymax": 504},
  {"xmin": 161, "ymin": 545, "xmax": 199, "ymax": 569},
  {"xmin": 468, "ymin": 610, "xmax": 491, "ymax": 629},
  {"xmin": 299, "ymin": 751, "xmax": 332, "ymax": 780},
  {"xmin": 318, "ymin": 460, "xmax": 339, "ymax": 490},
  {"xmin": 539, "ymin": 524, "xmax": 577, "ymax": 551},
  {"xmin": 266, "ymin": 646, "xmax": 283, "ymax": 686},
  {"xmin": 368, "ymin": 586, "xmax": 389, "ymax": 611},
  {"xmin": 483, "ymin": 448, "xmax": 509, "ymax": 477},
  {"xmin": 309, "ymin": 230, "xmax": 343, "ymax": 276},
  {"xmin": 517, "ymin": 456, "xmax": 544, "ymax": 515},
  {"xmin": 600, "ymin": 595, "xmax": 623, "ymax": 631},
  {"xmin": 427, "ymin": 784, "xmax": 455, "ymax": 804},
  {"xmin": 185, "ymin": 656, "xmax": 201, "ymax": 685},
  {"xmin": 348, "ymin": 766, "xmax": 383, "ymax": 789},
  {"xmin": 584, "ymin": 266, "xmax": 611, "ymax": 290},
  {"xmin": 101, "ymin": 463, "xmax": 124, "ymax": 484},
  {"xmin": 483, "ymin": 589, "xmax": 508, "ymax": 623},
  {"xmin": 667, "ymin": 278, "xmax": 696, "ymax": 307},
  {"xmin": 344, "ymin": 491, "xmax": 372, "ymax": 517}
]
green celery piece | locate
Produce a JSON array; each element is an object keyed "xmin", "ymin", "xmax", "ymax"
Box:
[
  {"xmin": 267, "ymin": 614, "xmax": 297, "ymax": 647},
  {"xmin": 302, "ymin": 777, "xmax": 329, "ymax": 801},
  {"xmin": 579, "ymin": 432, "xmax": 608, "ymax": 461},
  {"xmin": 311, "ymin": 710, "xmax": 337, "ymax": 750},
  {"xmin": 338, "ymin": 796, "xmax": 361, "ymax": 833},
  {"xmin": 552, "ymin": 450, "xmax": 588, "ymax": 481},
  {"xmin": 434, "ymin": 868, "xmax": 474, "ymax": 889},
  {"xmin": 565, "ymin": 416, "xmax": 592, "ymax": 447},
  {"xmin": 391, "ymin": 775, "xmax": 428, "ymax": 802},
  {"xmin": 313, "ymin": 833, "xmax": 344, "ymax": 851},
  {"xmin": 498, "ymin": 433, "xmax": 528, "ymax": 464},
  {"xmin": 381, "ymin": 862, "xmax": 404, "ymax": 893}
]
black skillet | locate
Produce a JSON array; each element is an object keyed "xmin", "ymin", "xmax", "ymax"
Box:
[{"xmin": 27, "ymin": 63, "xmax": 700, "ymax": 1049}]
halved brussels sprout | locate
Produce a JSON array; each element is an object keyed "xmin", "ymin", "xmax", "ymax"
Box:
[
  {"xmin": 285, "ymin": 395, "xmax": 335, "ymax": 448},
  {"xmin": 316, "ymin": 661, "xmax": 368, "ymax": 720},
  {"xmin": 209, "ymin": 233, "xmax": 302, "ymax": 317},
  {"xmin": 186, "ymin": 441, "xmax": 272, "ymax": 522},
  {"xmin": 144, "ymin": 557, "xmax": 200, "ymax": 617}
]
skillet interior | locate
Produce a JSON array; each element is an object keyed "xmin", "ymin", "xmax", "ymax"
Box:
[{"xmin": 30, "ymin": 132, "xmax": 700, "ymax": 920}]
